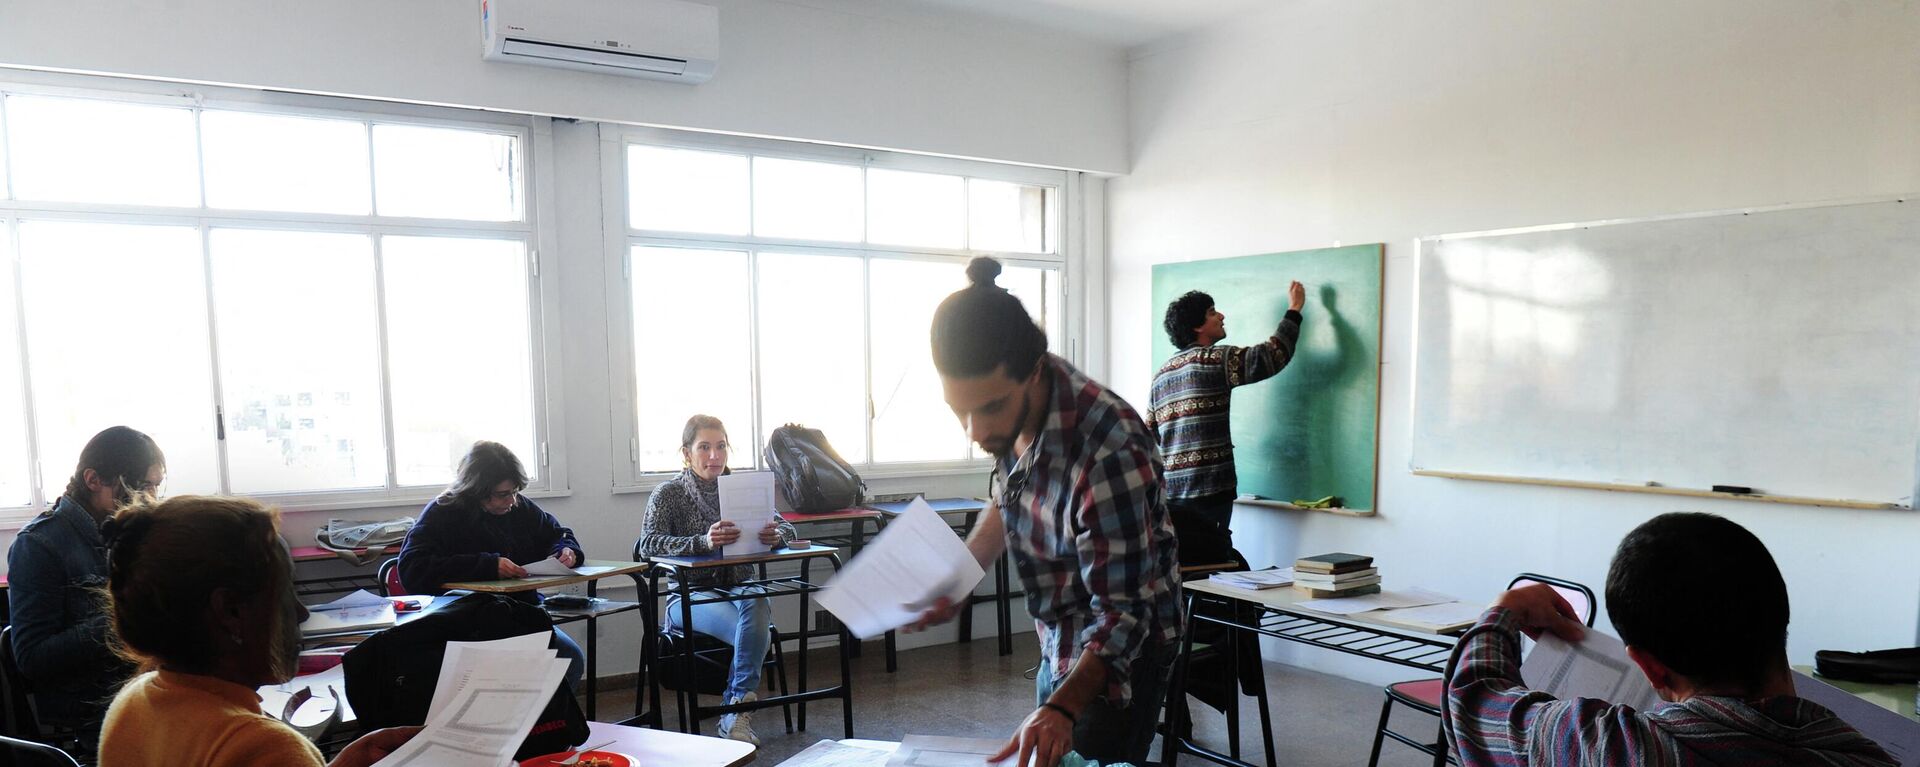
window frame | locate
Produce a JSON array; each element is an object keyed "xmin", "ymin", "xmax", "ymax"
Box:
[
  {"xmin": 0, "ymin": 74, "xmax": 567, "ymax": 522},
  {"xmin": 601, "ymin": 124, "xmax": 1080, "ymax": 489}
]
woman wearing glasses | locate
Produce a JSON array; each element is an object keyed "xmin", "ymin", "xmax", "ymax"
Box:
[
  {"xmin": 394, "ymin": 440, "xmax": 586, "ymax": 684},
  {"xmin": 6, "ymin": 425, "xmax": 164, "ymax": 749}
]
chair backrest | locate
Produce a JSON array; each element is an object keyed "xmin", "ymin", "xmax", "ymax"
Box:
[
  {"xmin": 378, "ymin": 558, "xmax": 406, "ymax": 598},
  {"xmin": 0, "ymin": 627, "xmax": 43, "ymax": 740},
  {"xmin": 1508, "ymin": 573, "xmax": 1597, "ymax": 627},
  {"xmin": 0, "ymin": 734, "xmax": 80, "ymax": 767}
]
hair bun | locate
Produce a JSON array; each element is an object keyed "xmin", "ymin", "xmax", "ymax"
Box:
[{"xmin": 965, "ymin": 257, "xmax": 1002, "ymax": 287}]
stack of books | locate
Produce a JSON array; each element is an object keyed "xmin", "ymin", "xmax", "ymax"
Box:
[{"xmin": 1292, "ymin": 552, "xmax": 1379, "ymax": 598}]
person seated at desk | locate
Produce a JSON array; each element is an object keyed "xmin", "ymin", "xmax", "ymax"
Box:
[
  {"xmin": 7, "ymin": 426, "xmax": 160, "ymax": 748},
  {"xmin": 637, "ymin": 414, "xmax": 796, "ymax": 746},
  {"xmin": 395, "ymin": 440, "xmax": 586, "ymax": 686},
  {"xmin": 98, "ymin": 495, "xmax": 420, "ymax": 767},
  {"xmin": 1446, "ymin": 512, "xmax": 1894, "ymax": 767}
]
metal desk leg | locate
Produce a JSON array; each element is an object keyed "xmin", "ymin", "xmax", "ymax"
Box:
[
  {"xmin": 797, "ymin": 558, "xmax": 811, "ymax": 731},
  {"xmin": 833, "ymin": 553, "xmax": 855, "ymax": 738},
  {"xmin": 1226, "ymin": 608, "xmax": 1241, "ymax": 760},
  {"xmin": 585, "ymin": 579, "xmax": 599, "ymax": 720},
  {"xmin": 995, "ymin": 554, "xmax": 1013, "ymax": 656},
  {"xmin": 1163, "ymin": 591, "xmax": 1201, "ymax": 767},
  {"xmin": 679, "ymin": 576, "xmax": 698, "ymax": 734}
]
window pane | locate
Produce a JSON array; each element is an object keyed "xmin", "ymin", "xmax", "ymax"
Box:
[
  {"xmin": 869, "ymin": 258, "xmax": 969, "ymax": 462},
  {"xmin": 1000, "ymin": 266, "xmax": 1063, "ymax": 352},
  {"xmin": 203, "ymin": 111, "xmax": 371, "ymax": 215},
  {"xmin": 758, "ymin": 253, "xmax": 866, "ymax": 463},
  {"xmin": 383, "ymin": 236, "xmax": 537, "ymax": 485},
  {"xmin": 867, "ymin": 169, "xmax": 965, "ymax": 250},
  {"xmin": 5, "ymin": 95, "xmax": 200, "ymax": 207},
  {"xmin": 17, "ymin": 220, "xmax": 220, "ymax": 494},
  {"xmin": 751, "ymin": 157, "xmax": 862, "ymax": 242},
  {"xmin": 627, "ymin": 146, "xmax": 749, "ymax": 235},
  {"xmin": 211, "ymin": 229, "xmax": 386, "ymax": 493},
  {"xmin": 372, "ymin": 124, "xmax": 520, "ymax": 221},
  {"xmin": 631, "ymin": 246, "xmax": 752, "ymax": 472},
  {"xmin": 969, "ymin": 180, "xmax": 1051, "ymax": 254},
  {"xmin": 0, "ymin": 226, "xmax": 30, "ymax": 506}
]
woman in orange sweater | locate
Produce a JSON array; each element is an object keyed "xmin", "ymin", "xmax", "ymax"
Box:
[{"xmin": 97, "ymin": 495, "xmax": 419, "ymax": 767}]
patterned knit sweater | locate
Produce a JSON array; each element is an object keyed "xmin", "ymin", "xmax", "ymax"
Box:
[
  {"xmin": 638, "ymin": 469, "xmax": 796, "ymax": 588},
  {"xmin": 1148, "ymin": 309, "xmax": 1302, "ymax": 500}
]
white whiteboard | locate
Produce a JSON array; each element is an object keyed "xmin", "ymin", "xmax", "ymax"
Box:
[{"xmin": 1412, "ymin": 198, "xmax": 1920, "ymax": 508}]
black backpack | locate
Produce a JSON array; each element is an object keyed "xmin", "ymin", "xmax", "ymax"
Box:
[
  {"xmin": 341, "ymin": 593, "xmax": 588, "ymax": 760},
  {"xmin": 763, "ymin": 424, "xmax": 866, "ymax": 513}
]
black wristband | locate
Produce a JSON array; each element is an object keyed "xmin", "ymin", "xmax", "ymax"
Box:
[{"xmin": 1040, "ymin": 702, "xmax": 1076, "ymax": 724}]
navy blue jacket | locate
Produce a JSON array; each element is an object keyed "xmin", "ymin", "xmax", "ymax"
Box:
[
  {"xmin": 395, "ymin": 495, "xmax": 583, "ymax": 596},
  {"xmin": 6, "ymin": 495, "xmax": 131, "ymax": 722}
]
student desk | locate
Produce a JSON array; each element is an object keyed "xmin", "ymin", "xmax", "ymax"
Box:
[
  {"xmin": 1794, "ymin": 665, "xmax": 1920, "ymax": 722},
  {"xmin": 290, "ymin": 545, "xmax": 400, "ymax": 598},
  {"xmin": 1166, "ymin": 578, "xmax": 1464, "ymax": 767},
  {"xmin": 643, "ymin": 544, "xmax": 855, "ymax": 740},
  {"xmin": 865, "ymin": 498, "xmax": 1023, "ymax": 657},
  {"xmin": 568, "ymin": 720, "xmax": 756, "ymax": 767},
  {"xmin": 443, "ymin": 560, "xmax": 651, "ymax": 721},
  {"xmin": 783, "ymin": 507, "xmax": 894, "ymax": 670}
]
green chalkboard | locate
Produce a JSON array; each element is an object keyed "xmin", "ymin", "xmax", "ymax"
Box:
[{"xmin": 1150, "ymin": 245, "xmax": 1383, "ymax": 511}]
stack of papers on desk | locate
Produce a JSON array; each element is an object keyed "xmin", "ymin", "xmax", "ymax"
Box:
[
  {"xmin": 1296, "ymin": 587, "xmax": 1455, "ymax": 616},
  {"xmin": 1209, "ymin": 567, "xmax": 1294, "ymax": 590},
  {"xmin": 887, "ymin": 735, "xmax": 1014, "ymax": 766},
  {"xmin": 1373, "ymin": 600, "xmax": 1488, "ymax": 633},
  {"xmin": 300, "ymin": 590, "xmax": 396, "ymax": 637},
  {"xmin": 371, "ymin": 631, "xmax": 571, "ymax": 767}
]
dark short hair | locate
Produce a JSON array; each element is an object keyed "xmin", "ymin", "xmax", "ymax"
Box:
[
  {"xmin": 64, "ymin": 425, "xmax": 165, "ymax": 505},
  {"xmin": 440, "ymin": 441, "xmax": 529, "ymax": 509},
  {"xmin": 930, "ymin": 257, "xmax": 1048, "ymax": 379},
  {"xmin": 1164, "ymin": 291, "xmax": 1214, "ymax": 349},
  {"xmin": 1605, "ymin": 512, "xmax": 1789, "ymax": 692},
  {"xmin": 108, "ymin": 495, "xmax": 293, "ymax": 678}
]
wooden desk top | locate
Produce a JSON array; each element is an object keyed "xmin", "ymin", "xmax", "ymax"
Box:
[
  {"xmin": 1182, "ymin": 578, "xmax": 1473, "ymax": 638},
  {"xmin": 646, "ymin": 543, "xmax": 841, "ymax": 570},
  {"xmin": 291, "ymin": 545, "xmax": 399, "ymax": 562},
  {"xmin": 537, "ymin": 721, "xmax": 755, "ymax": 767},
  {"xmin": 442, "ymin": 560, "xmax": 650, "ymax": 594}
]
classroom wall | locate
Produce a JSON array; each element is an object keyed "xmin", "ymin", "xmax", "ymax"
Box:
[
  {"xmin": 0, "ymin": 0, "xmax": 1128, "ymax": 173},
  {"xmin": 1108, "ymin": 0, "xmax": 1920, "ymax": 683}
]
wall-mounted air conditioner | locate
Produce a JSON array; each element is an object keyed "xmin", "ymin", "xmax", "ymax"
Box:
[{"xmin": 482, "ymin": 0, "xmax": 718, "ymax": 84}]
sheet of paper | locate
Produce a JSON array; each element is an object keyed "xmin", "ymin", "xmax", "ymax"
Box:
[
  {"xmin": 372, "ymin": 647, "xmax": 570, "ymax": 767},
  {"xmin": 1296, "ymin": 587, "xmax": 1456, "ymax": 615},
  {"xmin": 776, "ymin": 739, "xmax": 896, "ymax": 767},
  {"xmin": 425, "ymin": 632, "xmax": 554, "ymax": 719},
  {"xmin": 816, "ymin": 497, "xmax": 988, "ymax": 639},
  {"xmin": 521, "ymin": 556, "xmax": 578, "ymax": 577},
  {"xmin": 300, "ymin": 603, "xmax": 395, "ymax": 636},
  {"xmin": 886, "ymin": 735, "xmax": 1014, "ymax": 767},
  {"xmin": 719, "ymin": 471, "xmax": 778, "ymax": 556},
  {"xmin": 1519, "ymin": 629, "xmax": 1662, "ymax": 711},
  {"xmin": 1210, "ymin": 567, "xmax": 1295, "ymax": 589},
  {"xmin": 319, "ymin": 589, "xmax": 391, "ymax": 609},
  {"xmin": 1373, "ymin": 600, "xmax": 1488, "ymax": 631},
  {"xmin": 1794, "ymin": 672, "xmax": 1920, "ymax": 766}
]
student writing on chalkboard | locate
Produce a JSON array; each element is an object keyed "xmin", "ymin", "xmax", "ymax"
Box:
[{"xmin": 1148, "ymin": 281, "xmax": 1305, "ymax": 536}]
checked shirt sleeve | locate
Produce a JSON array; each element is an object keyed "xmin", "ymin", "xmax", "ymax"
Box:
[
  {"xmin": 1069, "ymin": 434, "xmax": 1169, "ymax": 706},
  {"xmin": 1447, "ymin": 607, "xmax": 1658, "ymax": 767}
]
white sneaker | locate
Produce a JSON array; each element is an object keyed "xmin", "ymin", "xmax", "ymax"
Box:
[{"xmin": 716, "ymin": 691, "xmax": 760, "ymax": 745}]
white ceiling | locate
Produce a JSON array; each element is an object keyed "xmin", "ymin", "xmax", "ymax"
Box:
[{"xmin": 903, "ymin": 0, "xmax": 1265, "ymax": 47}]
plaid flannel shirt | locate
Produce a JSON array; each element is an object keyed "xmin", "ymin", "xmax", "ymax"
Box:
[
  {"xmin": 1447, "ymin": 607, "xmax": 1895, "ymax": 767},
  {"xmin": 994, "ymin": 353, "xmax": 1183, "ymax": 707}
]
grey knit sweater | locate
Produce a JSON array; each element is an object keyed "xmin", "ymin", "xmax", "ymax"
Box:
[{"xmin": 639, "ymin": 469, "xmax": 796, "ymax": 587}]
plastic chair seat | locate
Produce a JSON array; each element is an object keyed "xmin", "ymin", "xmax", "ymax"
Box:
[{"xmin": 1385, "ymin": 678, "xmax": 1445, "ymax": 713}]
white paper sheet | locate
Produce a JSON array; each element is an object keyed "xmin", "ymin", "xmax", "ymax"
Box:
[
  {"xmin": 371, "ymin": 633, "xmax": 570, "ymax": 767},
  {"xmin": 776, "ymin": 739, "xmax": 896, "ymax": 767},
  {"xmin": 1794, "ymin": 671, "xmax": 1920, "ymax": 766},
  {"xmin": 815, "ymin": 497, "xmax": 988, "ymax": 639},
  {"xmin": 886, "ymin": 735, "xmax": 1014, "ymax": 767},
  {"xmin": 719, "ymin": 471, "xmax": 778, "ymax": 556},
  {"xmin": 425, "ymin": 632, "xmax": 554, "ymax": 719},
  {"xmin": 1519, "ymin": 629, "xmax": 1662, "ymax": 711},
  {"xmin": 318, "ymin": 589, "xmax": 391, "ymax": 609},
  {"xmin": 521, "ymin": 556, "xmax": 578, "ymax": 577},
  {"xmin": 1209, "ymin": 567, "xmax": 1295, "ymax": 590},
  {"xmin": 300, "ymin": 593, "xmax": 396, "ymax": 637},
  {"xmin": 1373, "ymin": 600, "xmax": 1488, "ymax": 632},
  {"xmin": 1296, "ymin": 587, "xmax": 1456, "ymax": 616}
]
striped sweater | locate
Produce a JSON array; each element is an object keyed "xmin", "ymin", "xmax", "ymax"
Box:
[
  {"xmin": 1447, "ymin": 607, "xmax": 1896, "ymax": 767},
  {"xmin": 1147, "ymin": 309, "xmax": 1301, "ymax": 500}
]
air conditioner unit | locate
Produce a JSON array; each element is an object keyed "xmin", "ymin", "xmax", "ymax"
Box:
[{"xmin": 482, "ymin": 0, "xmax": 718, "ymax": 84}]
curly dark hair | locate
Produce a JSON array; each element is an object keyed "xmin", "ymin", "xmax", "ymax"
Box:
[{"xmin": 1163, "ymin": 290, "xmax": 1214, "ymax": 349}]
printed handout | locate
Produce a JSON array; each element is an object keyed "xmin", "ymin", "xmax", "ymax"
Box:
[{"xmin": 815, "ymin": 497, "xmax": 987, "ymax": 639}]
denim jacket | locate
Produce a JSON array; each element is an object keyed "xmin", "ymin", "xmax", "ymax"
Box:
[{"xmin": 6, "ymin": 495, "xmax": 128, "ymax": 720}]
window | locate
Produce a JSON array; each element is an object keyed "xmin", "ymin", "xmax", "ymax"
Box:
[
  {"xmin": 613, "ymin": 132, "xmax": 1068, "ymax": 481},
  {"xmin": 0, "ymin": 87, "xmax": 551, "ymax": 517}
]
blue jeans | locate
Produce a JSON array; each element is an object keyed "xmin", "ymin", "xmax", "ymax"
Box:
[
  {"xmin": 666, "ymin": 586, "xmax": 773, "ymax": 702},
  {"xmin": 1034, "ymin": 641, "xmax": 1174, "ymax": 764},
  {"xmin": 554, "ymin": 627, "xmax": 586, "ymax": 688}
]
